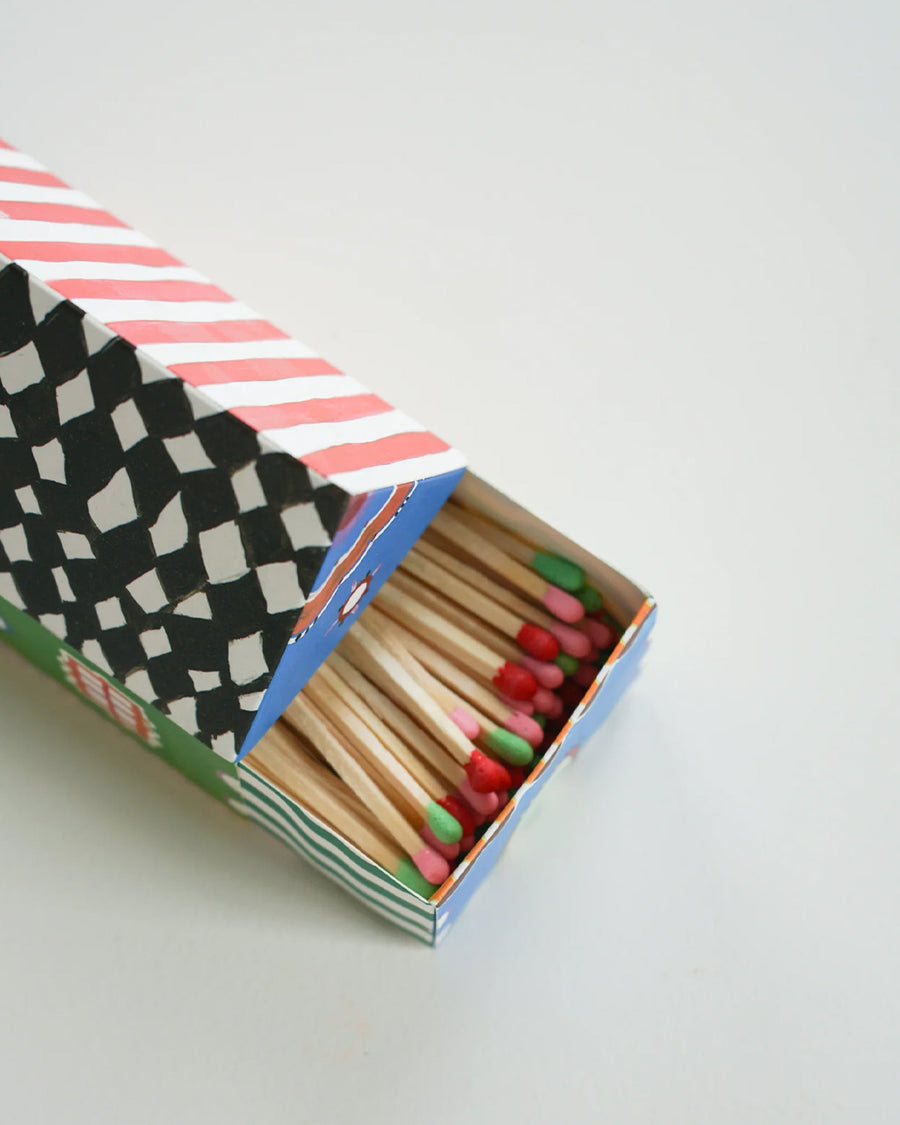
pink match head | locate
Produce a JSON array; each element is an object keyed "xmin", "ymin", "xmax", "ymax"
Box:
[
  {"xmin": 581, "ymin": 618, "xmax": 617, "ymax": 649},
  {"xmin": 498, "ymin": 692, "xmax": 534, "ymax": 715},
  {"xmin": 456, "ymin": 782, "xmax": 500, "ymax": 819},
  {"xmin": 519, "ymin": 655, "xmax": 565, "ymax": 690},
  {"xmin": 548, "ymin": 621, "xmax": 591, "ymax": 659},
  {"xmin": 532, "ymin": 686, "xmax": 559, "ymax": 714},
  {"xmin": 412, "ymin": 846, "xmax": 451, "ymax": 886},
  {"xmin": 586, "ymin": 643, "xmax": 601, "ymax": 662},
  {"xmin": 460, "ymin": 834, "xmax": 476, "ymax": 852},
  {"xmin": 449, "ymin": 705, "xmax": 481, "ymax": 740},
  {"xmin": 420, "ymin": 826, "xmax": 461, "ymax": 861},
  {"xmin": 503, "ymin": 710, "xmax": 544, "ymax": 749},
  {"xmin": 541, "ymin": 585, "xmax": 585, "ymax": 624},
  {"xmin": 543, "ymin": 691, "xmax": 564, "ymax": 719}
]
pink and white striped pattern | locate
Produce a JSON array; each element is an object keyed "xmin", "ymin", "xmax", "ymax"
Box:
[{"xmin": 0, "ymin": 139, "xmax": 465, "ymax": 494}]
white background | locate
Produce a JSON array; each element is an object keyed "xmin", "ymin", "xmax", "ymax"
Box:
[{"xmin": 1, "ymin": 2, "xmax": 898, "ymax": 1121}]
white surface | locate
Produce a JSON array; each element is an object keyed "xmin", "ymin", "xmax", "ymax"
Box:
[{"xmin": 1, "ymin": 3, "xmax": 898, "ymax": 1122}]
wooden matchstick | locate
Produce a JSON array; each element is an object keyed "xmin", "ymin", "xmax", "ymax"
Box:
[
  {"xmin": 283, "ymin": 692, "xmax": 450, "ymax": 885},
  {"xmin": 305, "ymin": 668, "xmax": 463, "ymax": 845},
  {"xmin": 429, "ymin": 507, "xmax": 585, "ymax": 623}
]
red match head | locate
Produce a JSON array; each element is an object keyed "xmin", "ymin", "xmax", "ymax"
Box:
[
  {"xmin": 516, "ymin": 623, "xmax": 560, "ymax": 661},
  {"xmin": 438, "ymin": 794, "xmax": 476, "ymax": 838},
  {"xmin": 493, "ymin": 662, "xmax": 538, "ymax": 701},
  {"xmin": 465, "ymin": 749, "xmax": 512, "ymax": 793}
]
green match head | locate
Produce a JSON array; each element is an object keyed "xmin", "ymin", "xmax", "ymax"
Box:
[
  {"xmin": 426, "ymin": 800, "xmax": 463, "ymax": 844},
  {"xmin": 532, "ymin": 552, "xmax": 586, "ymax": 592},
  {"xmin": 554, "ymin": 652, "xmax": 579, "ymax": 676},
  {"xmin": 485, "ymin": 727, "xmax": 533, "ymax": 766},
  {"xmin": 533, "ymin": 713, "xmax": 547, "ymax": 729},
  {"xmin": 395, "ymin": 857, "xmax": 439, "ymax": 899},
  {"xmin": 576, "ymin": 584, "xmax": 604, "ymax": 613}
]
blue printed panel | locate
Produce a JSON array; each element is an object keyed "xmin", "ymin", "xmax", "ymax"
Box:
[{"xmin": 238, "ymin": 466, "xmax": 465, "ymax": 757}]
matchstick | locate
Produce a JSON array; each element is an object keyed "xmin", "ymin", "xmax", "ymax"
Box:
[
  {"xmin": 251, "ymin": 724, "xmax": 439, "ymax": 897},
  {"xmin": 388, "ymin": 570, "xmax": 565, "ymax": 690},
  {"xmin": 306, "ymin": 666, "xmax": 463, "ymax": 844},
  {"xmin": 429, "ymin": 507, "xmax": 585, "ymax": 623},
  {"xmin": 326, "ymin": 652, "xmax": 500, "ymax": 820},
  {"xmin": 369, "ymin": 607, "xmax": 544, "ymax": 752},
  {"xmin": 375, "ymin": 580, "xmax": 538, "ymax": 701},
  {"xmin": 283, "ymin": 693, "xmax": 450, "ymax": 885},
  {"xmin": 339, "ymin": 623, "xmax": 512, "ymax": 793},
  {"xmin": 400, "ymin": 548, "xmax": 560, "ymax": 661},
  {"xmin": 447, "ymin": 498, "xmax": 587, "ymax": 593},
  {"xmin": 407, "ymin": 541, "xmax": 590, "ymax": 659}
]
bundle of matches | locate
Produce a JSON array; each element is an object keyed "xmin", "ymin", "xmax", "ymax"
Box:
[{"xmin": 249, "ymin": 496, "xmax": 621, "ymax": 899}]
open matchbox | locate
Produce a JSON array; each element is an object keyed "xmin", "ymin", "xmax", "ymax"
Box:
[{"xmin": 0, "ymin": 138, "xmax": 656, "ymax": 944}]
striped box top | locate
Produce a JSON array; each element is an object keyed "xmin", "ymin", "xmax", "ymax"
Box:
[{"xmin": 0, "ymin": 138, "xmax": 465, "ymax": 496}]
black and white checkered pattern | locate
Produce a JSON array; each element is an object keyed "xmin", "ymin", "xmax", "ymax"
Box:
[{"xmin": 0, "ymin": 263, "xmax": 350, "ymax": 758}]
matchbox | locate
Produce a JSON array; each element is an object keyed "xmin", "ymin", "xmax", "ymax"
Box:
[{"xmin": 0, "ymin": 139, "xmax": 655, "ymax": 944}]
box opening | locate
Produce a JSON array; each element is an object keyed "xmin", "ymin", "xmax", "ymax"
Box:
[{"xmin": 242, "ymin": 470, "xmax": 652, "ymax": 912}]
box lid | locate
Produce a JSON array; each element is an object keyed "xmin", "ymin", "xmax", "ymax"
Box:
[{"xmin": 0, "ymin": 139, "xmax": 466, "ymax": 760}]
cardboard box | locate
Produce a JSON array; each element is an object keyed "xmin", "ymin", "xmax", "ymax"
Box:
[{"xmin": 0, "ymin": 138, "xmax": 656, "ymax": 943}]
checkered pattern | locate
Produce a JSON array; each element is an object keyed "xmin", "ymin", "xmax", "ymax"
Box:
[{"xmin": 0, "ymin": 262, "xmax": 349, "ymax": 758}]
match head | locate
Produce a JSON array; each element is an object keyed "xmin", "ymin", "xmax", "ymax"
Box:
[
  {"xmin": 560, "ymin": 679, "xmax": 586, "ymax": 709},
  {"xmin": 456, "ymin": 782, "xmax": 500, "ymax": 819},
  {"xmin": 516, "ymin": 623, "xmax": 559, "ymax": 662},
  {"xmin": 438, "ymin": 794, "xmax": 476, "ymax": 837},
  {"xmin": 411, "ymin": 845, "xmax": 451, "ymax": 886},
  {"xmin": 503, "ymin": 710, "xmax": 544, "ymax": 749},
  {"xmin": 449, "ymin": 705, "xmax": 481, "ymax": 741},
  {"xmin": 493, "ymin": 662, "xmax": 538, "ymax": 701},
  {"xmin": 420, "ymin": 826, "xmax": 461, "ymax": 861},
  {"xmin": 519, "ymin": 655, "xmax": 565, "ymax": 690},
  {"xmin": 532, "ymin": 685, "xmax": 561, "ymax": 715},
  {"xmin": 533, "ymin": 712, "xmax": 547, "ymax": 730},
  {"xmin": 582, "ymin": 618, "xmax": 617, "ymax": 649},
  {"xmin": 484, "ymin": 727, "xmax": 534, "ymax": 766},
  {"xmin": 548, "ymin": 621, "xmax": 592, "ymax": 659},
  {"xmin": 395, "ymin": 857, "xmax": 439, "ymax": 898},
  {"xmin": 425, "ymin": 799, "xmax": 464, "ymax": 844},
  {"xmin": 459, "ymin": 834, "xmax": 476, "ymax": 852},
  {"xmin": 506, "ymin": 766, "xmax": 526, "ymax": 789},
  {"xmin": 542, "ymin": 584, "xmax": 585, "ymax": 624},
  {"xmin": 576, "ymin": 583, "xmax": 604, "ymax": 613},
  {"xmin": 574, "ymin": 662, "xmax": 598, "ymax": 687},
  {"xmin": 531, "ymin": 552, "xmax": 586, "ymax": 593},
  {"xmin": 465, "ymin": 749, "xmax": 512, "ymax": 793},
  {"xmin": 498, "ymin": 692, "xmax": 534, "ymax": 715},
  {"xmin": 553, "ymin": 652, "xmax": 579, "ymax": 677}
]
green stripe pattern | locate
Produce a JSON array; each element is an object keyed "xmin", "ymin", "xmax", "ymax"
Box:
[{"xmin": 232, "ymin": 765, "xmax": 437, "ymax": 944}]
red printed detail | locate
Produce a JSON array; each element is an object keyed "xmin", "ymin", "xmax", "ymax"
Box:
[
  {"xmin": 170, "ymin": 356, "xmax": 342, "ymax": 386},
  {"xmin": 0, "ymin": 242, "xmax": 181, "ymax": 266},
  {"xmin": 52, "ymin": 278, "xmax": 234, "ymax": 302},
  {"xmin": 0, "ymin": 166, "xmax": 68, "ymax": 187},
  {"xmin": 231, "ymin": 393, "xmax": 393, "ymax": 432},
  {"xmin": 112, "ymin": 319, "xmax": 288, "ymax": 345},
  {"xmin": 303, "ymin": 431, "xmax": 450, "ymax": 476},
  {"xmin": 61, "ymin": 654, "xmax": 155, "ymax": 743},
  {"xmin": 0, "ymin": 201, "xmax": 125, "ymax": 226}
]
